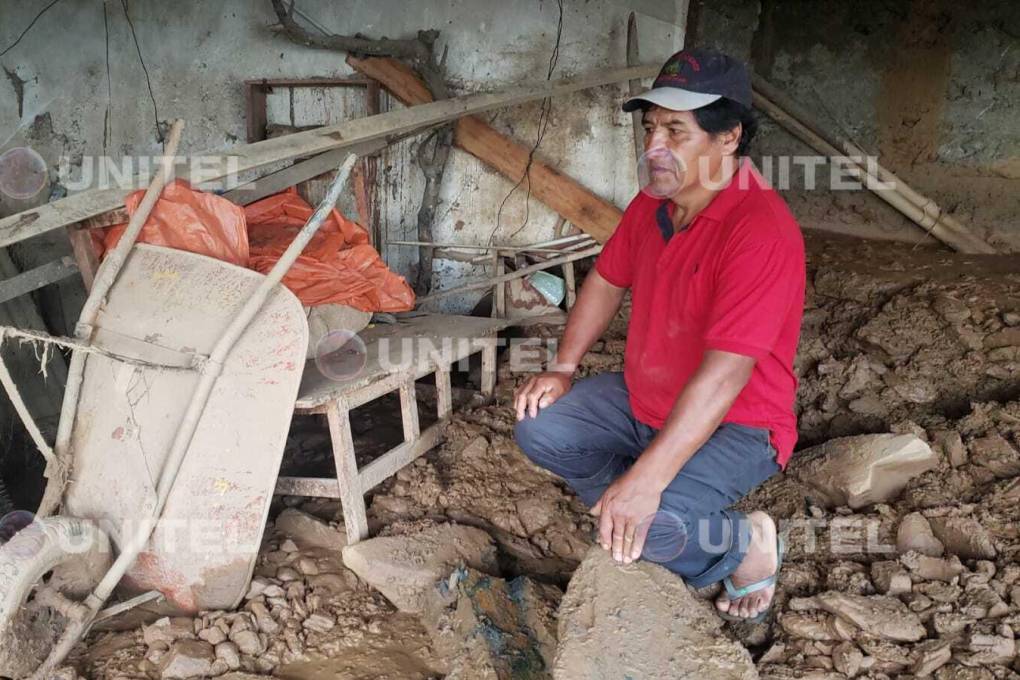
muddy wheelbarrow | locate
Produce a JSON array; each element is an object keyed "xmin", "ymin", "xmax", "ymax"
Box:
[{"xmin": 0, "ymin": 122, "xmax": 358, "ymax": 678}]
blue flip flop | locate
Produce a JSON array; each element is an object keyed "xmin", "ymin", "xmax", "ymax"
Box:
[{"xmin": 718, "ymin": 534, "xmax": 785, "ymax": 624}]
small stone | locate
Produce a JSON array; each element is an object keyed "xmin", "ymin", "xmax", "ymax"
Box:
[
  {"xmin": 936, "ymin": 430, "xmax": 968, "ymax": 468},
  {"xmin": 900, "ymin": 551, "xmax": 966, "ymax": 582},
  {"xmin": 295, "ymin": 557, "xmax": 320, "ymax": 576},
  {"xmin": 812, "ymin": 592, "xmax": 926, "ymax": 642},
  {"xmin": 897, "ymin": 512, "xmax": 944, "ymax": 557},
  {"xmin": 143, "ymin": 617, "xmax": 196, "ymax": 649},
  {"xmin": 832, "ymin": 641, "xmax": 864, "ymax": 677},
  {"xmin": 928, "ymin": 516, "xmax": 997, "ymax": 560},
  {"xmin": 197, "ymin": 626, "xmax": 227, "ymax": 646},
  {"xmin": 243, "ymin": 578, "xmax": 269, "ymax": 600},
  {"xmin": 279, "ymin": 538, "xmax": 299, "ymax": 553},
  {"xmin": 230, "ymin": 630, "xmax": 264, "ymax": 656},
  {"xmin": 871, "ymin": 561, "xmax": 912, "ymax": 595},
  {"xmin": 215, "ymin": 641, "xmax": 242, "ymax": 670},
  {"xmin": 262, "ymin": 584, "xmax": 285, "ymax": 598},
  {"xmin": 276, "ymin": 567, "xmax": 301, "ymax": 582},
  {"xmin": 968, "ymin": 433, "xmax": 1020, "ymax": 478},
  {"xmin": 157, "ymin": 640, "xmax": 215, "ymax": 680},
  {"xmin": 963, "ymin": 634, "xmax": 1015, "ymax": 665},
  {"xmin": 911, "ymin": 639, "xmax": 951, "ymax": 677},
  {"xmin": 302, "ymin": 613, "xmax": 336, "ymax": 633},
  {"xmin": 248, "ymin": 601, "xmax": 280, "ymax": 635}
]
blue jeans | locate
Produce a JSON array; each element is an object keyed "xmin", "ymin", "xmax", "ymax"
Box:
[{"xmin": 513, "ymin": 372, "xmax": 781, "ymax": 588}]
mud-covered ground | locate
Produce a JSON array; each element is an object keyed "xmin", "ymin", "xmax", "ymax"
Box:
[{"xmin": 61, "ymin": 232, "xmax": 1020, "ymax": 679}]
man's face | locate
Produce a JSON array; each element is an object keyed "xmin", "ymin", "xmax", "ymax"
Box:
[{"xmin": 640, "ymin": 105, "xmax": 739, "ymax": 198}]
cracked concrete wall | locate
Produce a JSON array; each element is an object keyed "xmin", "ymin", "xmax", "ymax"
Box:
[
  {"xmin": 0, "ymin": 0, "xmax": 687, "ymax": 314},
  {"xmin": 695, "ymin": 0, "xmax": 1019, "ymax": 252}
]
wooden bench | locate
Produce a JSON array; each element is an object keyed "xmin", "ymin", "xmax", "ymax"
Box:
[{"xmin": 274, "ymin": 314, "xmax": 508, "ymax": 544}]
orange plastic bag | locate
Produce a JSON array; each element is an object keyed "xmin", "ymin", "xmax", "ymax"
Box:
[
  {"xmin": 99, "ymin": 180, "xmax": 248, "ymax": 266},
  {"xmin": 245, "ymin": 189, "xmax": 415, "ymax": 312}
]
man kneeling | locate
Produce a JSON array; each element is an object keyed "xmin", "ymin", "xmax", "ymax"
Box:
[{"xmin": 513, "ymin": 48, "xmax": 805, "ymax": 622}]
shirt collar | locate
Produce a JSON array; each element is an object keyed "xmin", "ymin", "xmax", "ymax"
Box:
[{"xmin": 653, "ymin": 158, "xmax": 763, "ymax": 241}]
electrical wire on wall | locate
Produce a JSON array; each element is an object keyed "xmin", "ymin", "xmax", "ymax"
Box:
[
  {"xmin": 103, "ymin": 0, "xmax": 113, "ymax": 155},
  {"xmin": 487, "ymin": 0, "xmax": 564, "ymax": 245},
  {"xmin": 120, "ymin": 0, "xmax": 164, "ymax": 147}
]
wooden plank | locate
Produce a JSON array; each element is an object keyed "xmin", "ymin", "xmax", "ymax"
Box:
[
  {"xmin": 295, "ymin": 314, "xmax": 510, "ymax": 409},
  {"xmin": 245, "ymin": 81, "xmax": 268, "ymax": 143},
  {"xmin": 348, "ymin": 56, "xmax": 627, "ymax": 243},
  {"xmin": 0, "ymin": 64, "xmax": 656, "ymax": 248},
  {"xmin": 0, "ymin": 256, "xmax": 79, "ymax": 305},
  {"xmin": 66, "ymin": 225, "xmax": 101, "ymax": 292},
  {"xmin": 480, "ymin": 338, "xmax": 496, "ymax": 398},
  {"xmin": 221, "ymin": 140, "xmax": 386, "ymax": 205},
  {"xmin": 399, "ymin": 376, "xmax": 421, "ymax": 441},
  {"xmin": 435, "ymin": 365, "xmax": 453, "ymax": 419},
  {"xmin": 326, "ymin": 399, "xmax": 369, "ymax": 544},
  {"xmin": 563, "ymin": 260, "xmax": 577, "ymax": 309}
]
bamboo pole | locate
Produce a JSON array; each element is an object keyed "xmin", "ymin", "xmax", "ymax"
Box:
[{"xmin": 750, "ymin": 78, "xmax": 996, "ymax": 254}]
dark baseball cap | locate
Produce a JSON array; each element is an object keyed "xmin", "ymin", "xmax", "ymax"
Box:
[{"xmin": 623, "ymin": 48, "xmax": 752, "ymax": 112}]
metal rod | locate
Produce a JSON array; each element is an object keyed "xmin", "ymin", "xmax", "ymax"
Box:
[{"xmin": 388, "ymin": 239, "xmax": 588, "ymax": 254}]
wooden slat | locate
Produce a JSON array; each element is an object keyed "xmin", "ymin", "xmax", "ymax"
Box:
[
  {"xmin": 0, "ymin": 64, "xmax": 656, "ymax": 248},
  {"xmin": 0, "ymin": 256, "xmax": 79, "ymax": 304},
  {"xmin": 326, "ymin": 399, "xmax": 369, "ymax": 544},
  {"xmin": 348, "ymin": 56, "xmax": 626, "ymax": 243},
  {"xmin": 399, "ymin": 376, "xmax": 421, "ymax": 441}
]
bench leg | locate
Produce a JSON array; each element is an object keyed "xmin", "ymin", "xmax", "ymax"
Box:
[
  {"xmin": 480, "ymin": 338, "xmax": 496, "ymax": 398},
  {"xmin": 326, "ymin": 399, "xmax": 368, "ymax": 545}
]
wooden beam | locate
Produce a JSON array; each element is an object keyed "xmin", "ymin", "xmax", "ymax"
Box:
[
  {"xmin": 349, "ymin": 56, "xmax": 626, "ymax": 243},
  {"xmin": 0, "ymin": 256, "xmax": 79, "ymax": 305},
  {"xmin": 0, "ymin": 64, "xmax": 656, "ymax": 249},
  {"xmin": 627, "ymin": 12, "xmax": 646, "ymax": 162}
]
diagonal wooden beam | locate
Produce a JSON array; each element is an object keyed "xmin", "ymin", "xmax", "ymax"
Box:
[
  {"xmin": 348, "ymin": 56, "xmax": 626, "ymax": 243},
  {"xmin": 0, "ymin": 64, "xmax": 656, "ymax": 249}
]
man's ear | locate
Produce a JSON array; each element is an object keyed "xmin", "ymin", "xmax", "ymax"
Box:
[{"xmin": 717, "ymin": 123, "xmax": 742, "ymax": 155}]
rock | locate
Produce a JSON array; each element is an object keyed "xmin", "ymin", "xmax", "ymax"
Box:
[
  {"xmin": 553, "ymin": 546, "xmax": 756, "ymax": 680},
  {"xmin": 900, "ymin": 551, "xmax": 966, "ymax": 582},
  {"xmin": 912, "ymin": 639, "xmax": 952, "ymax": 677},
  {"xmin": 831, "ymin": 641, "xmax": 864, "ymax": 677},
  {"xmin": 870, "ymin": 561, "xmax": 912, "ymax": 595},
  {"xmin": 275, "ymin": 508, "xmax": 347, "ymax": 552},
  {"xmin": 341, "ymin": 523, "xmax": 498, "ymax": 613},
  {"xmin": 794, "ymin": 434, "xmax": 938, "ymax": 509},
  {"xmin": 810, "ymin": 592, "xmax": 926, "ymax": 642},
  {"xmin": 248, "ymin": 601, "xmax": 279, "ymax": 635},
  {"xmin": 896, "ymin": 512, "xmax": 945, "ymax": 557},
  {"xmin": 157, "ymin": 640, "xmax": 215, "ymax": 680},
  {"xmin": 276, "ymin": 567, "xmax": 300, "ymax": 582},
  {"xmin": 279, "ymin": 538, "xmax": 299, "ymax": 553},
  {"xmin": 961, "ymin": 634, "xmax": 1015, "ymax": 665},
  {"xmin": 967, "ymin": 433, "xmax": 1020, "ymax": 478},
  {"xmin": 779, "ymin": 612, "xmax": 857, "ymax": 641},
  {"xmin": 197, "ymin": 626, "xmax": 227, "ymax": 646},
  {"xmin": 143, "ymin": 617, "xmax": 196, "ymax": 649},
  {"xmin": 302, "ymin": 613, "xmax": 336, "ymax": 633},
  {"xmin": 229, "ymin": 630, "xmax": 264, "ymax": 656},
  {"xmin": 215, "ymin": 642, "xmax": 241, "ymax": 671},
  {"xmin": 927, "ymin": 517, "xmax": 997, "ymax": 559},
  {"xmin": 422, "ymin": 566, "xmax": 560, "ymax": 677},
  {"xmin": 295, "ymin": 557, "xmax": 320, "ymax": 576},
  {"xmin": 936, "ymin": 430, "xmax": 968, "ymax": 468},
  {"xmin": 985, "ymin": 327, "xmax": 1020, "ymax": 348}
]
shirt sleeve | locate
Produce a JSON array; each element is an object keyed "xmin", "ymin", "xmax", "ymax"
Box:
[
  {"xmin": 703, "ymin": 238, "xmax": 804, "ymax": 360},
  {"xmin": 594, "ymin": 194, "xmax": 648, "ymax": 288}
]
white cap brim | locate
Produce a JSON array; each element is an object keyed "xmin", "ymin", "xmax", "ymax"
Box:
[{"xmin": 622, "ymin": 87, "xmax": 722, "ymax": 112}]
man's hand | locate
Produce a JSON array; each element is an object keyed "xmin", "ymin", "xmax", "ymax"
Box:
[
  {"xmin": 514, "ymin": 371, "xmax": 572, "ymax": 420},
  {"xmin": 592, "ymin": 469, "xmax": 663, "ymax": 563}
]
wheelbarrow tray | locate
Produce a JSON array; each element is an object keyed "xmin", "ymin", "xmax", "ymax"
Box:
[{"xmin": 62, "ymin": 244, "xmax": 307, "ymax": 612}]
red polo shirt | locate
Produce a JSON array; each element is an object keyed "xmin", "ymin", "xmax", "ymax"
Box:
[{"xmin": 595, "ymin": 160, "xmax": 804, "ymax": 468}]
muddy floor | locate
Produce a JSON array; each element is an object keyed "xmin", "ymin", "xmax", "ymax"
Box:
[{"xmin": 58, "ymin": 232, "xmax": 1020, "ymax": 680}]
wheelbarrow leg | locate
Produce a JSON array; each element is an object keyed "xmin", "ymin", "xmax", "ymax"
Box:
[{"xmin": 325, "ymin": 398, "xmax": 369, "ymax": 544}]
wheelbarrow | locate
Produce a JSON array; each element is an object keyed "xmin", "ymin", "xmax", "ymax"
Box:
[{"xmin": 0, "ymin": 121, "xmax": 359, "ymax": 678}]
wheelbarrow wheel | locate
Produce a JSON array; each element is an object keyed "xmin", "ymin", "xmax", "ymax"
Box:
[{"xmin": 0, "ymin": 516, "xmax": 111, "ymax": 678}]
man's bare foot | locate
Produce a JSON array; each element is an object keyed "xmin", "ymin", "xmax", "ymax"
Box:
[{"xmin": 716, "ymin": 510, "xmax": 779, "ymax": 620}]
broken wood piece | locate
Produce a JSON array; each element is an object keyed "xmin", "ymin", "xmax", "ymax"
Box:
[
  {"xmin": 347, "ymin": 56, "xmax": 626, "ymax": 243},
  {"xmin": 0, "ymin": 63, "xmax": 655, "ymax": 248}
]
